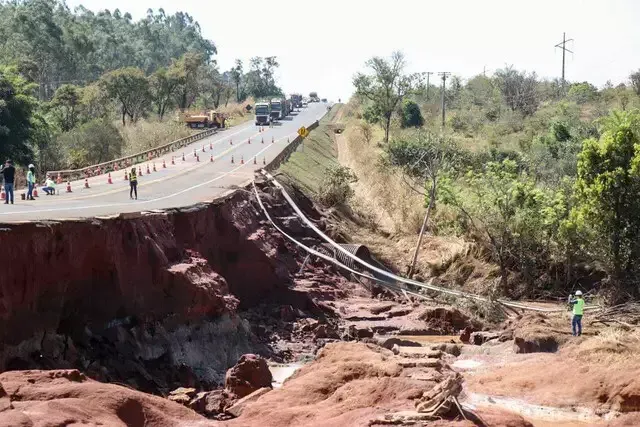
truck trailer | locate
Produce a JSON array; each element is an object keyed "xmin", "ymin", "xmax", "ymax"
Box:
[{"xmin": 270, "ymin": 97, "xmax": 287, "ymax": 121}]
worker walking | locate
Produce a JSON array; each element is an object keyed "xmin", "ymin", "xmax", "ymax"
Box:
[
  {"xmin": 129, "ymin": 167, "xmax": 138, "ymax": 200},
  {"xmin": 569, "ymin": 290, "xmax": 585, "ymax": 336},
  {"xmin": 1, "ymin": 159, "xmax": 15, "ymax": 205},
  {"xmin": 26, "ymin": 164, "xmax": 36, "ymax": 200}
]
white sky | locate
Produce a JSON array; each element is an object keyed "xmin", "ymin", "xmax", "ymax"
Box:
[{"xmin": 65, "ymin": 0, "xmax": 640, "ymax": 101}]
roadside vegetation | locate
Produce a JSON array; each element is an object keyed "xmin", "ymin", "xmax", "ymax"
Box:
[
  {"xmin": 0, "ymin": 1, "xmax": 284, "ymax": 174},
  {"xmin": 342, "ymin": 52, "xmax": 640, "ymax": 303}
]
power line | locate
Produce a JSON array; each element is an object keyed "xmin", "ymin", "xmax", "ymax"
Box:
[
  {"xmin": 438, "ymin": 72, "xmax": 451, "ymax": 128},
  {"xmin": 554, "ymin": 32, "xmax": 574, "ymax": 91}
]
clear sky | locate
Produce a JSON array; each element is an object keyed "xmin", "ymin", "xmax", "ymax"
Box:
[{"xmin": 65, "ymin": 0, "xmax": 640, "ymax": 101}]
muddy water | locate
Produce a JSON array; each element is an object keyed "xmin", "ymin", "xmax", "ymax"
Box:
[
  {"xmin": 395, "ymin": 335, "xmax": 460, "ymax": 344},
  {"xmin": 269, "ymin": 363, "xmax": 304, "ymax": 388}
]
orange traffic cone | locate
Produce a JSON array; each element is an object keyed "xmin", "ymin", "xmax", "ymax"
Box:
[
  {"xmin": 196, "ymin": 155, "xmax": 200, "ymax": 162},
  {"xmin": 84, "ymin": 178, "xmax": 90, "ymax": 189},
  {"xmin": 33, "ymin": 187, "xmax": 38, "ymax": 197},
  {"xmin": 248, "ymin": 138, "xmax": 251, "ymax": 144},
  {"xmin": 253, "ymin": 156, "xmax": 257, "ymax": 165},
  {"xmin": 261, "ymin": 137, "xmax": 264, "ymax": 144},
  {"xmin": 124, "ymin": 171, "xmax": 128, "ymax": 181},
  {"xmin": 182, "ymin": 152, "xmax": 186, "ymax": 161},
  {"xmin": 66, "ymin": 181, "xmax": 72, "ymax": 193},
  {"xmin": 240, "ymin": 155, "xmax": 244, "ymax": 164},
  {"xmin": 193, "ymin": 148, "xmax": 197, "ymax": 157},
  {"xmin": 210, "ymin": 142, "xmax": 213, "ymax": 150},
  {"xmin": 56, "ymin": 173, "xmax": 62, "ymax": 184},
  {"xmin": 210, "ymin": 154, "xmax": 214, "ymax": 162},
  {"xmin": 108, "ymin": 173, "xmax": 113, "ymax": 184},
  {"xmin": 202, "ymin": 144, "xmax": 206, "ymax": 152},
  {"xmin": 146, "ymin": 164, "xmax": 151, "ymax": 174},
  {"xmin": 171, "ymin": 156, "xmax": 175, "ymax": 165},
  {"xmin": 1, "ymin": 188, "xmax": 5, "ymax": 200},
  {"xmin": 163, "ymin": 159, "xmax": 166, "ymax": 168},
  {"xmin": 139, "ymin": 166, "xmax": 143, "ymax": 176},
  {"xmin": 230, "ymin": 139, "xmax": 233, "ymax": 145},
  {"xmin": 153, "ymin": 163, "xmax": 157, "ymax": 172},
  {"xmin": 231, "ymin": 155, "xmax": 234, "ymax": 164},
  {"xmin": 287, "ymin": 137, "xmax": 290, "ymax": 143},
  {"xmin": 114, "ymin": 163, "xmax": 119, "ymax": 171},
  {"xmin": 263, "ymin": 157, "xmax": 266, "ymax": 165},
  {"xmin": 272, "ymin": 136, "xmax": 275, "ymax": 143},
  {"xmin": 148, "ymin": 152, "xmax": 152, "ymax": 161}
]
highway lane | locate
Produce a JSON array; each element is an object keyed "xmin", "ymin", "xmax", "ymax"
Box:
[{"xmin": 0, "ymin": 103, "xmax": 328, "ymax": 222}]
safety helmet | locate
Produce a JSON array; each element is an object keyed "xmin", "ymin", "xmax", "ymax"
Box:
[
  {"xmin": 28, "ymin": 164, "xmax": 34, "ymax": 169},
  {"xmin": 575, "ymin": 290, "xmax": 583, "ymax": 296}
]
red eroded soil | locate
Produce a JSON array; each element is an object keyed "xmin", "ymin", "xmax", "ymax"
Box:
[{"xmin": 0, "ymin": 369, "xmax": 214, "ymax": 427}]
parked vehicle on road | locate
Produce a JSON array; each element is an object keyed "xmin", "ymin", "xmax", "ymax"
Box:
[{"xmin": 255, "ymin": 102, "xmax": 272, "ymax": 125}]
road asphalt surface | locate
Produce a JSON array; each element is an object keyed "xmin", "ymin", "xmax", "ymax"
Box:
[{"xmin": 0, "ymin": 103, "xmax": 328, "ymax": 223}]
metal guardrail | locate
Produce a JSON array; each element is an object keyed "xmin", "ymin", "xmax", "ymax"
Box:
[{"xmin": 47, "ymin": 127, "xmax": 219, "ymax": 182}]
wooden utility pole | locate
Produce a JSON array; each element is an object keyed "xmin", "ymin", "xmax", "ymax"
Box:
[
  {"xmin": 555, "ymin": 32, "xmax": 573, "ymax": 91},
  {"xmin": 438, "ymin": 72, "xmax": 451, "ymax": 127}
]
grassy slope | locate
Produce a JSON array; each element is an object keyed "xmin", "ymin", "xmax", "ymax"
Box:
[{"xmin": 276, "ymin": 105, "xmax": 342, "ymax": 196}]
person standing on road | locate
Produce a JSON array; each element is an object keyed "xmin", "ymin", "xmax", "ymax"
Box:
[
  {"xmin": 129, "ymin": 167, "xmax": 138, "ymax": 200},
  {"xmin": 569, "ymin": 290, "xmax": 585, "ymax": 337},
  {"xmin": 26, "ymin": 164, "xmax": 36, "ymax": 200},
  {"xmin": 1, "ymin": 159, "xmax": 16, "ymax": 205}
]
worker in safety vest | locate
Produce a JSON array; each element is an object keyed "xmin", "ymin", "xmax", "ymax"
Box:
[
  {"xmin": 129, "ymin": 167, "xmax": 138, "ymax": 200},
  {"xmin": 568, "ymin": 290, "xmax": 585, "ymax": 336}
]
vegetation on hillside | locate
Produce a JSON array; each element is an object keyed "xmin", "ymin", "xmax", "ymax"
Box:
[
  {"xmin": 350, "ymin": 52, "xmax": 640, "ymax": 302},
  {"xmin": 0, "ymin": 0, "xmax": 284, "ymax": 173}
]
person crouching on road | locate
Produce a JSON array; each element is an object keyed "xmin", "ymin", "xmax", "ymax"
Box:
[
  {"xmin": 42, "ymin": 175, "xmax": 56, "ymax": 195},
  {"xmin": 26, "ymin": 164, "xmax": 36, "ymax": 200},
  {"xmin": 129, "ymin": 167, "xmax": 138, "ymax": 200},
  {"xmin": 569, "ymin": 290, "xmax": 585, "ymax": 336},
  {"xmin": 1, "ymin": 159, "xmax": 15, "ymax": 205}
]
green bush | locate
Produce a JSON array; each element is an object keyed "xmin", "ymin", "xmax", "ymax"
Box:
[
  {"xmin": 317, "ymin": 165, "xmax": 358, "ymax": 207},
  {"xmin": 400, "ymin": 99, "xmax": 424, "ymax": 128},
  {"xmin": 57, "ymin": 119, "xmax": 124, "ymax": 168}
]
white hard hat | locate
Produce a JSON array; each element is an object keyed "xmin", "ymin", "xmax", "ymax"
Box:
[
  {"xmin": 575, "ymin": 290, "xmax": 583, "ymax": 296},
  {"xmin": 28, "ymin": 164, "xmax": 34, "ymax": 169}
]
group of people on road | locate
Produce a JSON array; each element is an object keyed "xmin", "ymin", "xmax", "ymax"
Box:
[
  {"xmin": 1, "ymin": 159, "xmax": 58, "ymax": 204},
  {"xmin": 1, "ymin": 159, "xmax": 140, "ymax": 205}
]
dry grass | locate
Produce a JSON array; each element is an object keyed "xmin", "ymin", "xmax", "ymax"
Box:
[
  {"xmin": 566, "ymin": 327, "xmax": 640, "ymax": 365},
  {"xmin": 218, "ymin": 97, "xmax": 256, "ymax": 126},
  {"xmin": 118, "ymin": 118, "xmax": 192, "ymax": 156}
]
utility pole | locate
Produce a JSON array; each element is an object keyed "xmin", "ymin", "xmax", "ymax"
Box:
[
  {"xmin": 438, "ymin": 72, "xmax": 450, "ymax": 127},
  {"xmin": 554, "ymin": 32, "xmax": 573, "ymax": 91},
  {"xmin": 425, "ymin": 72, "xmax": 433, "ymax": 101}
]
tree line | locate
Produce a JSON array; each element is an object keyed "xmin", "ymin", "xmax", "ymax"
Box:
[
  {"xmin": 0, "ymin": 1, "xmax": 283, "ymax": 171},
  {"xmin": 354, "ymin": 51, "xmax": 640, "ymax": 302}
]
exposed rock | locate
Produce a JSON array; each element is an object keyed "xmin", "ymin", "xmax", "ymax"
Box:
[
  {"xmin": 225, "ymin": 387, "xmax": 271, "ymax": 417},
  {"xmin": 418, "ymin": 307, "xmax": 476, "ymax": 334},
  {"xmin": 415, "ymin": 372, "xmax": 463, "ymax": 414},
  {"xmin": 431, "ymin": 343, "xmax": 462, "ymax": 357},
  {"xmin": 168, "ymin": 387, "xmax": 197, "ymax": 405},
  {"xmin": 377, "ymin": 337, "xmax": 422, "ymax": 350},
  {"xmin": 204, "ymin": 389, "xmax": 235, "ymax": 417},
  {"xmin": 0, "ymin": 369, "xmax": 215, "ymax": 426},
  {"xmin": 225, "ymin": 354, "xmax": 273, "ymax": 398},
  {"xmin": 470, "ymin": 331, "xmax": 500, "ymax": 346},
  {"xmin": 341, "ymin": 325, "xmax": 374, "ymax": 340},
  {"xmin": 470, "ymin": 408, "xmax": 534, "ymax": 427},
  {"xmin": 313, "ymin": 324, "xmax": 339, "ymax": 339},
  {"xmin": 0, "ymin": 383, "xmax": 11, "ymax": 412},
  {"xmin": 459, "ymin": 326, "xmax": 474, "ymax": 344}
]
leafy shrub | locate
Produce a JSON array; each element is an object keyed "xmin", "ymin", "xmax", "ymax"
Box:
[
  {"xmin": 400, "ymin": 99, "xmax": 424, "ymax": 128},
  {"xmin": 57, "ymin": 119, "xmax": 124, "ymax": 168},
  {"xmin": 317, "ymin": 165, "xmax": 358, "ymax": 207}
]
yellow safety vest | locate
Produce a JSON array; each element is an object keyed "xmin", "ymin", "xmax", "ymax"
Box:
[
  {"xmin": 573, "ymin": 298, "xmax": 584, "ymax": 316},
  {"xmin": 130, "ymin": 172, "xmax": 137, "ymax": 183}
]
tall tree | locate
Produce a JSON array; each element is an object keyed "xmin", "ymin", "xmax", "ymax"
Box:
[
  {"xmin": 50, "ymin": 84, "xmax": 81, "ymax": 131},
  {"xmin": 230, "ymin": 59, "xmax": 243, "ymax": 102},
  {"xmin": 494, "ymin": 66, "xmax": 539, "ymax": 116},
  {"xmin": 149, "ymin": 66, "xmax": 181, "ymax": 119},
  {"xmin": 174, "ymin": 52, "xmax": 205, "ymax": 111},
  {"xmin": 629, "ymin": 69, "xmax": 640, "ymax": 96},
  {"xmin": 0, "ymin": 66, "xmax": 37, "ymax": 163},
  {"xmin": 353, "ymin": 51, "xmax": 420, "ymax": 143},
  {"xmin": 100, "ymin": 67, "xmax": 150, "ymax": 125}
]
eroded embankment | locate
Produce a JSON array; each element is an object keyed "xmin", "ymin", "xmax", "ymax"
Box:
[{"xmin": 0, "ymin": 187, "xmax": 307, "ymax": 394}]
